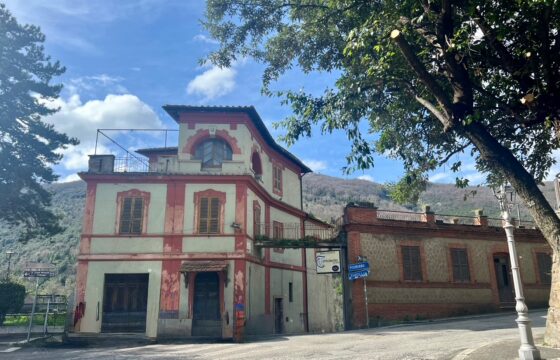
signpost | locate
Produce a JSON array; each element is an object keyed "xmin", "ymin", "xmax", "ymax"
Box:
[
  {"xmin": 23, "ymin": 263, "xmax": 56, "ymax": 342},
  {"xmin": 348, "ymin": 257, "xmax": 370, "ymax": 328}
]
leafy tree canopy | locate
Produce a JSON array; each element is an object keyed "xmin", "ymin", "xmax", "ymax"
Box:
[
  {"xmin": 205, "ymin": 0, "xmax": 560, "ymax": 346},
  {"xmin": 204, "ymin": 0, "xmax": 560, "ymax": 202},
  {"xmin": 0, "ymin": 4, "xmax": 78, "ymax": 240}
]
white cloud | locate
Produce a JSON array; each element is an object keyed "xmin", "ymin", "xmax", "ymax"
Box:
[
  {"xmin": 66, "ymin": 74, "xmax": 127, "ymax": 95},
  {"xmin": 429, "ymin": 172, "xmax": 450, "ymax": 183},
  {"xmin": 303, "ymin": 159, "xmax": 328, "ymax": 172},
  {"xmin": 43, "ymin": 93, "xmax": 163, "ymax": 172},
  {"xmin": 357, "ymin": 174, "xmax": 375, "ymax": 182},
  {"xmin": 58, "ymin": 173, "xmax": 81, "ymax": 183},
  {"xmin": 193, "ymin": 34, "xmax": 219, "ymax": 45},
  {"xmin": 186, "ymin": 65, "xmax": 237, "ymax": 101}
]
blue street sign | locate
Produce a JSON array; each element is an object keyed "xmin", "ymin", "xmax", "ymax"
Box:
[
  {"xmin": 348, "ymin": 270, "xmax": 369, "ymax": 280},
  {"xmin": 349, "ymin": 262, "xmax": 369, "ymax": 272}
]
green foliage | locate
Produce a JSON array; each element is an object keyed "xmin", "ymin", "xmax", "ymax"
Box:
[
  {"xmin": 0, "ymin": 4, "xmax": 78, "ymax": 238},
  {"xmin": 0, "ymin": 282, "xmax": 26, "ymax": 325},
  {"xmin": 204, "ymin": 0, "xmax": 560, "ymax": 203}
]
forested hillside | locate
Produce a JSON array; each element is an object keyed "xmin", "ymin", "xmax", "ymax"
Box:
[{"xmin": 1, "ymin": 174, "xmax": 556, "ymax": 297}]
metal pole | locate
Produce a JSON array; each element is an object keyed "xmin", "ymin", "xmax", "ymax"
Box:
[
  {"xmin": 5, "ymin": 251, "xmax": 14, "ymax": 281},
  {"xmin": 363, "ymin": 277, "xmax": 369, "ymax": 328},
  {"xmin": 27, "ymin": 277, "xmax": 39, "ymax": 342},
  {"xmin": 498, "ymin": 185, "xmax": 541, "ymax": 360},
  {"xmin": 43, "ymin": 298, "xmax": 50, "ymax": 336}
]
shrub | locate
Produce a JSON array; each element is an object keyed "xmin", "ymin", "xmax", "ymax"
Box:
[{"xmin": 0, "ymin": 282, "xmax": 26, "ymax": 326}]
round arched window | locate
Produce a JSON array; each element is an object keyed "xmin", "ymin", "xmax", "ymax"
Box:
[
  {"xmin": 194, "ymin": 138, "xmax": 233, "ymax": 169},
  {"xmin": 251, "ymin": 152, "xmax": 262, "ymax": 175}
]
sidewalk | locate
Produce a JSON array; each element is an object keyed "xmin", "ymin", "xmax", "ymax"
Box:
[{"xmin": 457, "ymin": 336, "xmax": 560, "ymax": 360}]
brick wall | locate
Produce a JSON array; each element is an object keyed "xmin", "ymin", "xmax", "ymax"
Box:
[{"xmin": 344, "ymin": 205, "xmax": 551, "ymax": 327}]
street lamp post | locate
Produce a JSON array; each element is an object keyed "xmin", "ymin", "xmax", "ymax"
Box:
[
  {"xmin": 493, "ymin": 184, "xmax": 541, "ymax": 360},
  {"xmin": 5, "ymin": 250, "xmax": 15, "ymax": 281}
]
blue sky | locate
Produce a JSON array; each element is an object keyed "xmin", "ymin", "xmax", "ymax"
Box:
[{"xmin": 4, "ymin": 0, "xmax": 490, "ymax": 184}]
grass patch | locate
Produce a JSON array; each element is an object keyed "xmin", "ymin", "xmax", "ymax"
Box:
[{"xmin": 3, "ymin": 313, "xmax": 66, "ymax": 327}]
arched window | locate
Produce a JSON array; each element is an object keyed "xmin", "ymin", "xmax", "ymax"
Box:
[
  {"xmin": 251, "ymin": 152, "xmax": 262, "ymax": 176},
  {"xmin": 194, "ymin": 138, "xmax": 233, "ymax": 169}
]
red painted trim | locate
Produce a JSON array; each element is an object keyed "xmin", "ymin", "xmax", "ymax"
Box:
[
  {"xmin": 82, "ymin": 182, "xmax": 97, "ymax": 234},
  {"xmin": 173, "ymin": 183, "xmax": 185, "ymax": 233},
  {"xmin": 187, "ymin": 272, "xmax": 196, "ymax": 318},
  {"xmin": 176, "ymin": 112, "xmax": 304, "ymax": 174},
  {"xmin": 182, "ymin": 129, "xmax": 241, "ymax": 155},
  {"xmin": 163, "ymin": 235, "xmax": 182, "ymax": 253},
  {"xmin": 164, "ymin": 182, "xmax": 176, "ymax": 234},
  {"xmin": 366, "ymin": 281, "xmax": 492, "ymax": 289},
  {"xmin": 344, "ymin": 223, "xmax": 545, "ymax": 243},
  {"xmin": 233, "ymin": 259, "xmax": 246, "ymax": 341},
  {"xmin": 78, "ymin": 175, "xmax": 307, "ymax": 219},
  {"xmin": 76, "ymin": 260, "xmax": 88, "ymax": 303},
  {"xmin": 115, "ymin": 189, "xmax": 151, "ymax": 234},
  {"xmin": 235, "ymin": 183, "xmax": 248, "ymax": 252},
  {"xmin": 78, "ymin": 253, "xmax": 246, "ymax": 261},
  {"xmin": 80, "ymin": 236, "xmax": 91, "ymax": 255},
  {"xmin": 160, "ymin": 260, "xmax": 181, "ymax": 312},
  {"xmin": 193, "ymin": 189, "xmax": 227, "ymax": 234}
]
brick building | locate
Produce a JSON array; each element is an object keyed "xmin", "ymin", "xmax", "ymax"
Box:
[{"xmin": 342, "ymin": 203, "xmax": 552, "ymax": 328}]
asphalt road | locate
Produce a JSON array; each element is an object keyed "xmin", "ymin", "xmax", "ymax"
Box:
[{"xmin": 0, "ymin": 310, "xmax": 549, "ymax": 360}]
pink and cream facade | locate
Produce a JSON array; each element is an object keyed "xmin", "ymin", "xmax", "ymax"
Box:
[{"xmin": 75, "ymin": 106, "xmax": 332, "ymax": 339}]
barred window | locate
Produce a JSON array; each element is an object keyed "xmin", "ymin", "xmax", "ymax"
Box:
[
  {"xmin": 450, "ymin": 248, "xmax": 471, "ymax": 282},
  {"xmin": 119, "ymin": 197, "xmax": 144, "ymax": 234},
  {"xmin": 537, "ymin": 252, "xmax": 552, "ymax": 285},
  {"xmin": 199, "ymin": 197, "xmax": 221, "ymax": 234},
  {"xmin": 402, "ymin": 246, "xmax": 423, "ymax": 281}
]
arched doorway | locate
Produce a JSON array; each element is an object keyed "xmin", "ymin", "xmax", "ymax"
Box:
[{"xmin": 192, "ymin": 272, "xmax": 221, "ymax": 337}]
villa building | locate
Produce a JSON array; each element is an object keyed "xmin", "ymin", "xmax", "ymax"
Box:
[{"xmin": 75, "ymin": 106, "xmax": 339, "ymax": 340}]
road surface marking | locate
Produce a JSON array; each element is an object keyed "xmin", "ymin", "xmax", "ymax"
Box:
[{"xmin": 0, "ymin": 347, "xmax": 21, "ymax": 353}]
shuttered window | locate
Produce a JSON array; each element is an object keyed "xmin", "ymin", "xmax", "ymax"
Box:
[
  {"xmin": 273, "ymin": 221, "xmax": 284, "ymax": 239},
  {"xmin": 537, "ymin": 253, "xmax": 552, "ymax": 285},
  {"xmin": 402, "ymin": 246, "xmax": 423, "ymax": 281},
  {"xmin": 199, "ymin": 197, "xmax": 221, "ymax": 234},
  {"xmin": 273, "ymin": 164, "xmax": 282, "ymax": 193},
  {"xmin": 451, "ymin": 248, "xmax": 471, "ymax": 282},
  {"xmin": 119, "ymin": 197, "xmax": 144, "ymax": 234}
]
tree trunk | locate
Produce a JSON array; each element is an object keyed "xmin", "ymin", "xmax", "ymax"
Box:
[
  {"xmin": 464, "ymin": 122, "xmax": 560, "ymax": 347},
  {"xmin": 544, "ymin": 252, "xmax": 560, "ymax": 347}
]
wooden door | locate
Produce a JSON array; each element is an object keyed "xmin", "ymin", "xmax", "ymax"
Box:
[
  {"xmin": 274, "ymin": 298, "xmax": 284, "ymax": 334},
  {"xmin": 192, "ymin": 272, "xmax": 221, "ymax": 337},
  {"xmin": 102, "ymin": 273, "xmax": 149, "ymax": 333},
  {"xmin": 493, "ymin": 255, "xmax": 515, "ymax": 304}
]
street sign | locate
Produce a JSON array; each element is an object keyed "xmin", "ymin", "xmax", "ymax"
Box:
[
  {"xmin": 23, "ymin": 263, "xmax": 57, "ymax": 278},
  {"xmin": 315, "ymin": 250, "xmax": 341, "ymax": 274},
  {"xmin": 348, "ymin": 270, "xmax": 369, "ymax": 280},
  {"xmin": 349, "ymin": 261, "xmax": 369, "ymax": 272}
]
